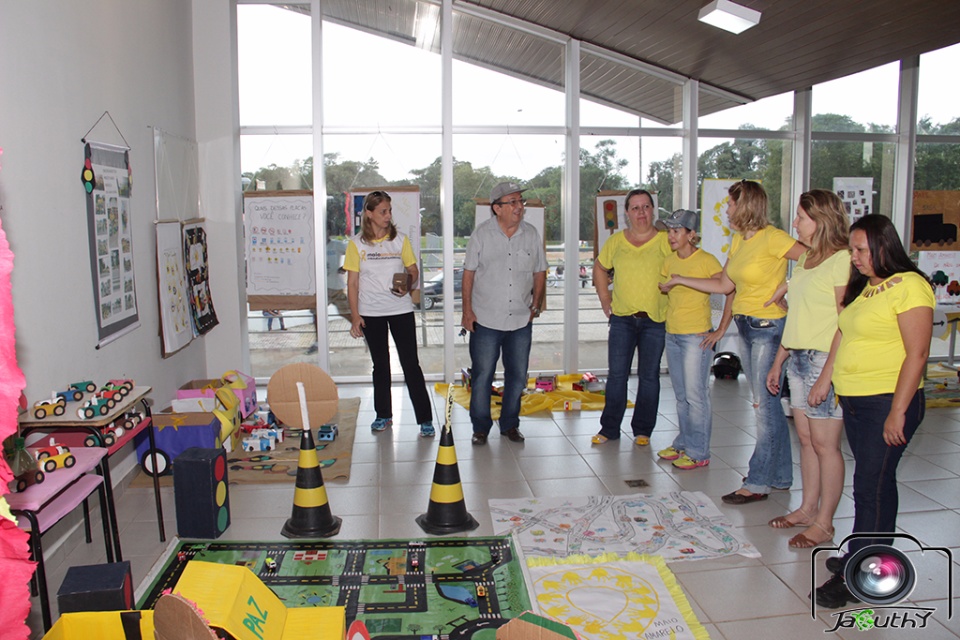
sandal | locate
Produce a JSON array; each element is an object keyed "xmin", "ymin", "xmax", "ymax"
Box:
[
  {"xmin": 789, "ymin": 522, "xmax": 835, "ymax": 549},
  {"xmin": 721, "ymin": 490, "xmax": 769, "ymax": 505},
  {"xmin": 768, "ymin": 508, "xmax": 813, "ymax": 529}
]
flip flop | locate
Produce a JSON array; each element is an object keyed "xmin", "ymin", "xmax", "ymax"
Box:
[
  {"xmin": 721, "ymin": 491, "xmax": 769, "ymax": 505},
  {"xmin": 768, "ymin": 508, "xmax": 813, "ymax": 529},
  {"xmin": 789, "ymin": 522, "xmax": 835, "ymax": 549}
]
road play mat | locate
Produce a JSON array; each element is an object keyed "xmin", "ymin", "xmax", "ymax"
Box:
[
  {"xmin": 139, "ymin": 537, "xmax": 532, "ymax": 638},
  {"xmin": 490, "ymin": 492, "xmax": 760, "ymax": 561}
]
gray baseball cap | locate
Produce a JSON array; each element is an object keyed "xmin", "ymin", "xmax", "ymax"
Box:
[
  {"xmin": 490, "ymin": 182, "xmax": 526, "ymax": 203},
  {"xmin": 656, "ymin": 209, "xmax": 699, "ymax": 232}
]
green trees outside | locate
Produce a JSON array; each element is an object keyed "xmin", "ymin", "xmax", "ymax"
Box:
[{"xmin": 241, "ymin": 114, "xmax": 960, "ymax": 241}]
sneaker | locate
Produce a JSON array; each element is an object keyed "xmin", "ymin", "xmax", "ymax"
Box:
[
  {"xmin": 634, "ymin": 435, "xmax": 650, "ymax": 446},
  {"xmin": 672, "ymin": 454, "xmax": 709, "ymax": 470},
  {"xmin": 657, "ymin": 447, "xmax": 682, "ymax": 460},
  {"xmin": 813, "ymin": 573, "xmax": 860, "ymax": 609},
  {"xmin": 371, "ymin": 417, "xmax": 393, "ymax": 432},
  {"xmin": 419, "ymin": 422, "xmax": 435, "ymax": 437}
]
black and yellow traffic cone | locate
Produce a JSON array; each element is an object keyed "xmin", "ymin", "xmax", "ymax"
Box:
[
  {"xmin": 416, "ymin": 384, "xmax": 478, "ymax": 534},
  {"xmin": 281, "ymin": 427, "xmax": 341, "ymax": 538}
]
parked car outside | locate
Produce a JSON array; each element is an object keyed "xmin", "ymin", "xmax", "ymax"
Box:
[{"xmin": 417, "ymin": 268, "xmax": 464, "ymax": 310}]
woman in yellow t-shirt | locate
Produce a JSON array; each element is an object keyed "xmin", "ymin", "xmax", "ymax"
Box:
[
  {"xmin": 592, "ymin": 189, "xmax": 671, "ymax": 447},
  {"xmin": 814, "ymin": 214, "xmax": 934, "ymax": 610},
  {"xmin": 661, "ymin": 180, "xmax": 805, "ymax": 504},
  {"xmin": 764, "ymin": 190, "xmax": 849, "ymax": 549},
  {"xmin": 655, "ymin": 210, "xmax": 722, "ymax": 470}
]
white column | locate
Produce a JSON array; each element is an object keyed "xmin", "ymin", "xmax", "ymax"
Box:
[
  {"xmin": 563, "ymin": 38, "xmax": 581, "ymax": 373},
  {"xmin": 791, "ymin": 88, "xmax": 812, "ymax": 222},
  {"xmin": 311, "ymin": 0, "xmax": 330, "ymax": 371},
  {"xmin": 441, "ymin": 0, "xmax": 456, "ymax": 381},
  {"xmin": 681, "ymin": 79, "xmax": 698, "ymax": 211},
  {"xmin": 893, "ymin": 57, "xmax": 919, "ymax": 238}
]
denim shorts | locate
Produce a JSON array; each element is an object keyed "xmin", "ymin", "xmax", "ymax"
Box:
[{"xmin": 785, "ymin": 349, "xmax": 842, "ymax": 420}]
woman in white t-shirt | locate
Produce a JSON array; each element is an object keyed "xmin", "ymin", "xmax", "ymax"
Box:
[
  {"xmin": 345, "ymin": 191, "xmax": 434, "ymax": 437},
  {"xmin": 765, "ymin": 190, "xmax": 850, "ymax": 549}
]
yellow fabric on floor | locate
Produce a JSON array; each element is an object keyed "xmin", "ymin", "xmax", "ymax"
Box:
[{"xmin": 434, "ymin": 373, "xmax": 628, "ymax": 419}]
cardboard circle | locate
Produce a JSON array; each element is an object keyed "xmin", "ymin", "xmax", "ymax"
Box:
[{"xmin": 266, "ymin": 363, "xmax": 338, "ymax": 428}]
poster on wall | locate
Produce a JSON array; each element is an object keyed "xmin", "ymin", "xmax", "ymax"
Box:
[
  {"xmin": 593, "ymin": 190, "xmax": 659, "ymax": 257},
  {"xmin": 833, "ymin": 177, "xmax": 873, "ymax": 227},
  {"xmin": 700, "ymin": 178, "xmax": 738, "ymax": 263},
  {"xmin": 183, "ymin": 220, "xmax": 218, "ymax": 335},
  {"xmin": 82, "ymin": 141, "xmax": 140, "ymax": 347},
  {"xmin": 244, "ymin": 191, "xmax": 316, "ymax": 296},
  {"xmin": 156, "ymin": 221, "xmax": 193, "ymax": 356},
  {"xmin": 911, "ymin": 190, "xmax": 960, "ymax": 253},
  {"xmin": 917, "ymin": 251, "xmax": 960, "ymax": 308}
]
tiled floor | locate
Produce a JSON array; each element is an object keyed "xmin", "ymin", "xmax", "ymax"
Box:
[{"xmin": 27, "ymin": 376, "xmax": 960, "ymax": 639}]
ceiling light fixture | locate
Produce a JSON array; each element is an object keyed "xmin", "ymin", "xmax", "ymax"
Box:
[{"xmin": 698, "ymin": 0, "xmax": 761, "ymax": 34}]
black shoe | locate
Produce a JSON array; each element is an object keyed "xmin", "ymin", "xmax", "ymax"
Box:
[
  {"xmin": 825, "ymin": 555, "xmax": 846, "ymax": 575},
  {"xmin": 472, "ymin": 432, "xmax": 488, "ymax": 445},
  {"xmin": 503, "ymin": 428, "xmax": 525, "ymax": 442},
  {"xmin": 813, "ymin": 573, "xmax": 860, "ymax": 609}
]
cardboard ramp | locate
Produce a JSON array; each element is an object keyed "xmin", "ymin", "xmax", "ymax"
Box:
[{"xmin": 172, "ymin": 561, "xmax": 345, "ymax": 639}]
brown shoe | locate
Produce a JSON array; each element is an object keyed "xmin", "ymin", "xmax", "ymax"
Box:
[
  {"xmin": 503, "ymin": 428, "xmax": 525, "ymax": 442},
  {"xmin": 471, "ymin": 432, "xmax": 488, "ymax": 445}
]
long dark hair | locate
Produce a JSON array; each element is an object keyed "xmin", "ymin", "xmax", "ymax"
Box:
[{"xmin": 843, "ymin": 214, "xmax": 932, "ymax": 306}]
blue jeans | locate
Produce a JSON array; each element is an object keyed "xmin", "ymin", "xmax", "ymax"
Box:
[
  {"xmin": 735, "ymin": 314, "xmax": 792, "ymax": 494},
  {"xmin": 665, "ymin": 332, "xmax": 713, "ymax": 461},
  {"xmin": 598, "ymin": 314, "xmax": 666, "ymax": 439},
  {"xmin": 841, "ymin": 391, "xmax": 923, "ymax": 556},
  {"xmin": 469, "ymin": 322, "xmax": 532, "ymax": 434}
]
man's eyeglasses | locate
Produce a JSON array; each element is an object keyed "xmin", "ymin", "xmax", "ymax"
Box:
[{"xmin": 495, "ymin": 198, "xmax": 526, "ymax": 207}]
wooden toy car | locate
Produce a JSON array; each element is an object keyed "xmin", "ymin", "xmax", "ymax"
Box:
[
  {"xmin": 79, "ymin": 397, "xmax": 111, "ymax": 419},
  {"xmin": 83, "ymin": 423, "xmax": 125, "ymax": 447},
  {"xmin": 103, "ymin": 378, "xmax": 135, "ymax": 397},
  {"xmin": 55, "ymin": 388, "xmax": 84, "ymax": 402},
  {"xmin": 33, "ymin": 396, "xmax": 66, "ymax": 419},
  {"xmin": 11, "ymin": 466, "xmax": 45, "ymax": 492},
  {"xmin": 30, "ymin": 440, "xmax": 75, "ymax": 473},
  {"xmin": 32, "ymin": 439, "xmax": 70, "ymax": 460},
  {"xmin": 70, "ymin": 380, "xmax": 98, "ymax": 393},
  {"xmin": 317, "ymin": 424, "xmax": 338, "ymax": 441},
  {"xmin": 118, "ymin": 409, "xmax": 145, "ymax": 430}
]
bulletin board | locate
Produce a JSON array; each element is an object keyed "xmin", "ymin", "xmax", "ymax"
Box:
[
  {"xmin": 593, "ymin": 190, "xmax": 660, "ymax": 257},
  {"xmin": 833, "ymin": 177, "xmax": 873, "ymax": 227},
  {"xmin": 244, "ymin": 191, "xmax": 317, "ymax": 311}
]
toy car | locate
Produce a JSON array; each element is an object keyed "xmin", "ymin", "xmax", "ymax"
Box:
[
  {"xmin": 243, "ymin": 436, "xmax": 276, "ymax": 452},
  {"xmin": 55, "ymin": 388, "xmax": 84, "ymax": 402},
  {"xmin": 78, "ymin": 397, "xmax": 111, "ymax": 419},
  {"xmin": 103, "ymin": 379, "xmax": 135, "ymax": 397},
  {"xmin": 535, "ymin": 375, "xmax": 557, "ymax": 392},
  {"xmin": 32, "ymin": 439, "xmax": 70, "ymax": 460},
  {"xmin": 83, "ymin": 423, "xmax": 125, "ymax": 447},
  {"xmin": 250, "ymin": 427, "xmax": 283, "ymax": 443},
  {"xmin": 476, "ymin": 584, "xmax": 487, "ymax": 597},
  {"xmin": 95, "ymin": 388, "xmax": 123, "ymax": 408},
  {"xmin": 118, "ymin": 409, "xmax": 145, "ymax": 430},
  {"xmin": 33, "ymin": 396, "xmax": 66, "ymax": 419},
  {"xmin": 264, "ymin": 557, "xmax": 277, "ymax": 572},
  {"xmin": 70, "ymin": 380, "xmax": 97, "ymax": 393},
  {"xmin": 40, "ymin": 451, "xmax": 76, "ymax": 473},
  {"xmin": 317, "ymin": 424, "xmax": 338, "ymax": 441},
  {"xmin": 11, "ymin": 467, "xmax": 45, "ymax": 492}
]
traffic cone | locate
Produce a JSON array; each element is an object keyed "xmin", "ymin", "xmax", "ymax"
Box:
[
  {"xmin": 281, "ymin": 427, "xmax": 341, "ymax": 538},
  {"xmin": 416, "ymin": 385, "xmax": 478, "ymax": 534}
]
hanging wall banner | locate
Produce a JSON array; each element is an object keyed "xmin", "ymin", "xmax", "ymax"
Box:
[
  {"xmin": 82, "ymin": 141, "xmax": 140, "ymax": 347},
  {"xmin": 156, "ymin": 221, "xmax": 193, "ymax": 356},
  {"xmin": 244, "ymin": 191, "xmax": 316, "ymax": 296},
  {"xmin": 183, "ymin": 220, "xmax": 218, "ymax": 335}
]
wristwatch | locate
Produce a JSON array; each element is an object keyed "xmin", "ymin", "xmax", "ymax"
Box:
[{"xmin": 529, "ymin": 305, "xmax": 541, "ymax": 317}]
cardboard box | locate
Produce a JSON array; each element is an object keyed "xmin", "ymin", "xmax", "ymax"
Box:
[
  {"xmin": 174, "ymin": 370, "xmax": 258, "ymax": 419},
  {"xmin": 42, "ymin": 610, "xmax": 154, "ymax": 640},
  {"xmin": 57, "ymin": 562, "xmax": 133, "ymax": 614},
  {"xmin": 134, "ymin": 399, "xmax": 240, "ymax": 475},
  {"xmin": 266, "ymin": 363, "xmax": 339, "ymax": 428},
  {"xmin": 497, "ymin": 612, "xmax": 580, "ymax": 640}
]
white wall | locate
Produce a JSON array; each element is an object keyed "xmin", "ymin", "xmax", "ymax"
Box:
[{"xmin": 0, "ymin": 0, "xmax": 234, "ymax": 481}]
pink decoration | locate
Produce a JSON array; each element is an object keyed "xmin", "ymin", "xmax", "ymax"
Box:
[{"xmin": 0, "ymin": 213, "xmax": 32, "ymax": 639}]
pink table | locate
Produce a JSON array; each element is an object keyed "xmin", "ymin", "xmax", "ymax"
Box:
[{"xmin": 7, "ymin": 447, "xmax": 115, "ymax": 631}]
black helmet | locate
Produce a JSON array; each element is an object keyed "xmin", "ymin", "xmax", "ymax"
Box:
[{"xmin": 712, "ymin": 352, "xmax": 742, "ymax": 379}]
